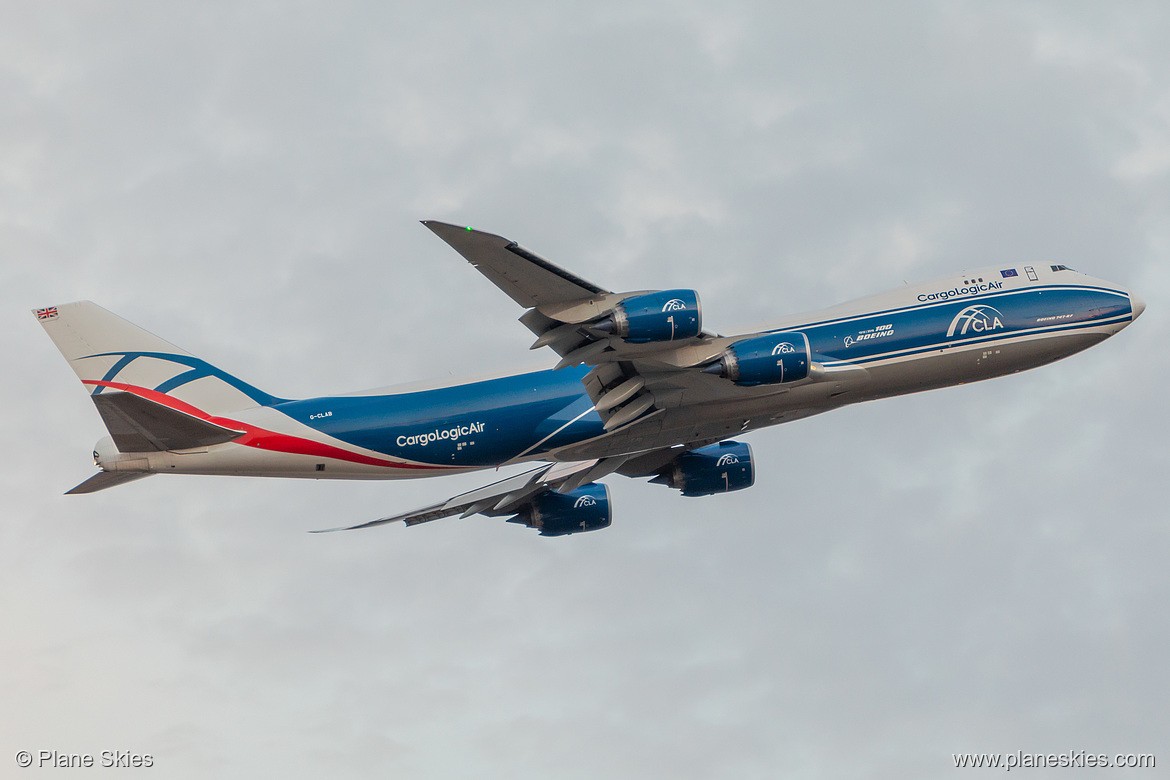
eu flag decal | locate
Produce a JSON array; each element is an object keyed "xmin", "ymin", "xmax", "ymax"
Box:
[{"xmin": 1000, "ymin": 269, "xmax": 1018, "ymax": 278}]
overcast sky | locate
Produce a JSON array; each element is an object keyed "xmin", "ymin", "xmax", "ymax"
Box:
[{"xmin": 3, "ymin": 1, "xmax": 1168, "ymax": 777}]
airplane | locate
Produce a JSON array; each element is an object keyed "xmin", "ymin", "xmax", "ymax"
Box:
[{"xmin": 35, "ymin": 221, "xmax": 1145, "ymax": 536}]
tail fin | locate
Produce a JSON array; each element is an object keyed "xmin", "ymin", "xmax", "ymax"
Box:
[{"xmin": 35, "ymin": 301, "xmax": 284, "ymax": 418}]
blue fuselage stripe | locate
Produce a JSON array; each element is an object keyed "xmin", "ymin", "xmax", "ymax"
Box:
[
  {"xmin": 282, "ymin": 285, "xmax": 1131, "ymax": 467},
  {"xmin": 275, "ymin": 367, "xmax": 606, "ymax": 468},
  {"xmin": 802, "ymin": 286, "xmax": 1129, "ymax": 366},
  {"xmin": 85, "ymin": 351, "xmax": 285, "ymax": 405}
]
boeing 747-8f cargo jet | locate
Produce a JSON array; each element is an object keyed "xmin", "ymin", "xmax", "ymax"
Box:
[{"xmin": 36, "ymin": 221, "xmax": 1144, "ymax": 535}]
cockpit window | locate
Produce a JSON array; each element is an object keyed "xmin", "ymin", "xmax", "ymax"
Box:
[{"xmin": 1050, "ymin": 265, "xmax": 1074, "ymax": 272}]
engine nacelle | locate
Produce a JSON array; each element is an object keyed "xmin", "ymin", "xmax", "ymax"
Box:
[
  {"xmin": 522, "ymin": 483, "xmax": 612, "ymax": 536},
  {"xmin": 606, "ymin": 289, "xmax": 702, "ymax": 343},
  {"xmin": 704, "ymin": 331, "xmax": 811, "ymax": 386},
  {"xmin": 652, "ymin": 441, "xmax": 754, "ymax": 497}
]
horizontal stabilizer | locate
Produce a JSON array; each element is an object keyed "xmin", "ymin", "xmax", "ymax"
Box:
[
  {"xmin": 66, "ymin": 471, "xmax": 154, "ymax": 494},
  {"xmin": 93, "ymin": 391, "xmax": 244, "ymax": 452}
]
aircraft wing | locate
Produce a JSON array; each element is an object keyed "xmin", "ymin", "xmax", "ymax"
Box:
[
  {"xmin": 423, "ymin": 221, "xmax": 744, "ymax": 438},
  {"xmin": 312, "ymin": 455, "xmax": 634, "ymax": 534},
  {"xmin": 423, "ymin": 221, "xmax": 610, "ymax": 308}
]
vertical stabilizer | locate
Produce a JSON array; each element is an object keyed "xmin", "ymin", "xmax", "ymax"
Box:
[{"xmin": 34, "ymin": 302, "xmax": 283, "ymax": 417}]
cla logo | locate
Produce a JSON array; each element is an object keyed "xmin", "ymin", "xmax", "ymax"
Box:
[
  {"xmin": 715, "ymin": 453, "xmax": 740, "ymax": 467},
  {"xmin": 661, "ymin": 298, "xmax": 688, "ymax": 312},
  {"xmin": 772, "ymin": 342, "xmax": 796, "ymax": 355},
  {"xmin": 573, "ymin": 495, "xmax": 597, "ymax": 509},
  {"xmin": 947, "ymin": 305, "xmax": 1005, "ymax": 338}
]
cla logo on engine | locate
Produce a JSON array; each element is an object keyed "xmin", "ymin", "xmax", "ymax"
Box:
[
  {"xmin": 771, "ymin": 342, "xmax": 796, "ymax": 355},
  {"xmin": 715, "ymin": 454, "xmax": 740, "ymax": 467},
  {"xmin": 661, "ymin": 298, "xmax": 688, "ymax": 312},
  {"xmin": 573, "ymin": 495, "xmax": 597, "ymax": 509},
  {"xmin": 947, "ymin": 305, "xmax": 1005, "ymax": 338}
]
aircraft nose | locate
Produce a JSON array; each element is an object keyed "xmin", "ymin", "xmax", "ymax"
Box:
[{"xmin": 1130, "ymin": 291, "xmax": 1146, "ymax": 320}]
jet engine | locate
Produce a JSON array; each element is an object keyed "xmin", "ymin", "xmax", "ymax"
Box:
[
  {"xmin": 651, "ymin": 441, "xmax": 755, "ymax": 496},
  {"xmin": 517, "ymin": 483, "xmax": 612, "ymax": 536},
  {"xmin": 594, "ymin": 289, "xmax": 701, "ymax": 343},
  {"xmin": 702, "ymin": 332, "xmax": 811, "ymax": 386}
]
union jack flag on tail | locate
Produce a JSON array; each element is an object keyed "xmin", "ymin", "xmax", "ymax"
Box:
[{"xmin": 35, "ymin": 307, "xmax": 59, "ymax": 320}]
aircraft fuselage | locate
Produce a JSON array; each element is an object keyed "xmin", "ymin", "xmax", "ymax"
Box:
[{"xmin": 93, "ymin": 262, "xmax": 1140, "ymax": 480}]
